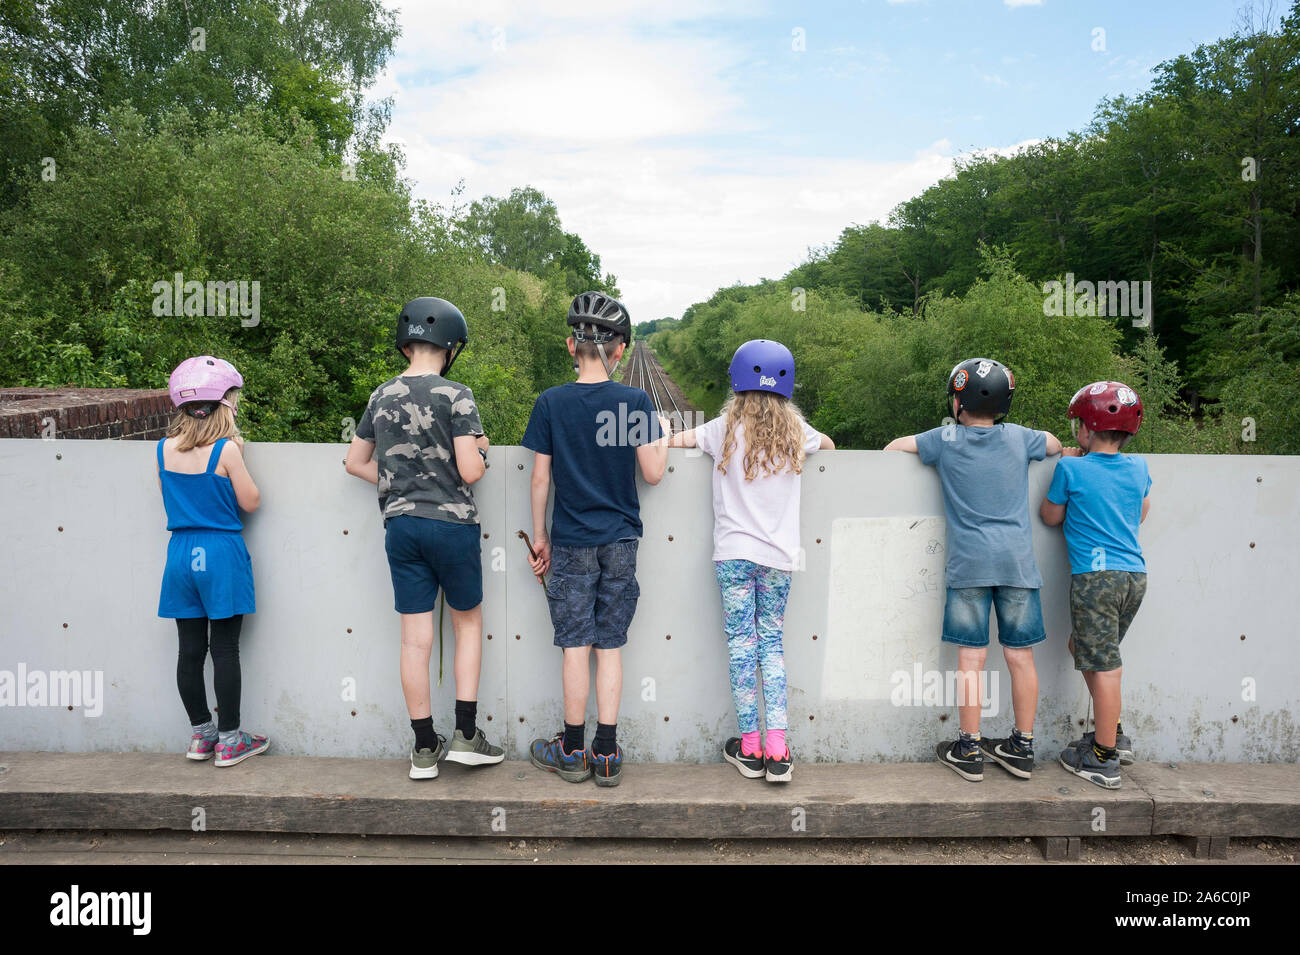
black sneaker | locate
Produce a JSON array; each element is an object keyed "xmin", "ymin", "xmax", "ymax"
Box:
[
  {"xmin": 764, "ymin": 747, "xmax": 793, "ymax": 783},
  {"xmin": 723, "ymin": 738, "xmax": 766, "ymax": 779},
  {"xmin": 979, "ymin": 736, "xmax": 1034, "ymax": 779},
  {"xmin": 936, "ymin": 739, "xmax": 983, "ymax": 781}
]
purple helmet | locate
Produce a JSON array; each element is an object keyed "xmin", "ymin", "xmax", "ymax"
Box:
[
  {"xmin": 169, "ymin": 356, "xmax": 243, "ymax": 414},
  {"xmin": 728, "ymin": 339, "xmax": 794, "ymax": 399}
]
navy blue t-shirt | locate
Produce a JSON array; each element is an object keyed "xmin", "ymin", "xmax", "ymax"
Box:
[{"xmin": 521, "ymin": 381, "xmax": 662, "ymax": 547}]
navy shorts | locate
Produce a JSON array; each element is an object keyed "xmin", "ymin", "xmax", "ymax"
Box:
[
  {"xmin": 546, "ymin": 540, "xmax": 640, "ymax": 649},
  {"xmin": 384, "ymin": 516, "xmax": 483, "ymax": 614},
  {"xmin": 942, "ymin": 586, "xmax": 1045, "ymax": 649}
]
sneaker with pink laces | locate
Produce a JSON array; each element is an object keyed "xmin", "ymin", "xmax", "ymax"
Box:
[
  {"xmin": 214, "ymin": 731, "xmax": 270, "ymax": 767},
  {"xmin": 186, "ymin": 733, "xmax": 217, "ymax": 761}
]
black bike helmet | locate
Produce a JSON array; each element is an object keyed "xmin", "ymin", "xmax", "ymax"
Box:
[
  {"xmin": 566, "ymin": 291, "xmax": 631, "ymax": 375},
  {"xmin": 947, "ymin": 357, "xmax": 1015, "ymax": 420},
  {"xmin": 396, "ymin": 297, "xmax": 468, "ymax": 374}
]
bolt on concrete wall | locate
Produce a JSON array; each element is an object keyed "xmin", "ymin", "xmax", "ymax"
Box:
[{"xmin": 0, "ymin": 439, "xmax": 1296, "ymax": 763}]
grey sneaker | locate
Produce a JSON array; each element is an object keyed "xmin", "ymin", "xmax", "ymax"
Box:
[
  {"xmin": 1069, "ymin": 729, "xmax": 1134, "ymax": 765},
  {"xmin": 1059, "ymin": 742, "xmax": 1121, "ymax": 789},
  {"xmin": 409, "ymin": 734, "xmax": 447, "ymax": 780},
  {"xmin": 446, "ymin": 728, "xmax": 505, "ymax": 766}
]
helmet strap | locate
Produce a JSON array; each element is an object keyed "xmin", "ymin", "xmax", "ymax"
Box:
[
  {"xmin": 596, "ymin": 340, "xmax": 620, "ymax": 378},
  {"xmin": 441, "ymin": 341, "xmax": 466, "ymax": 376}
]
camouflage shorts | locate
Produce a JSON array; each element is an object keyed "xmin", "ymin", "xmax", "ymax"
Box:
[{"xmin": 1068, "ymin": 571, "xmax": 1147, "ymax": 671}]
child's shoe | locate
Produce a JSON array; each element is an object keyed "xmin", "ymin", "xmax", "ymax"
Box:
[
  {"xmin": 410, "ymin": 735, "xmax": 447, "ymax": 780},
  {"xmin": 186, "ymin": 732, "xmax": 217, "ymax": 761},
  {"xmin": 1059, "ymin": 742, "xmax": 1121, "ymax": 789},
  {"xmin": 936, "ymin": 739, "xmax": 983, "ymax": 781},
  {"xmin": 979, "ymin": 735, "xmax": 1034, "ymax": 779},
  {"xmin": 590, "ymin": 744, "xmax": 623, "ymax": 788},
  {"xmin": 723, "ymin": 737, "xmax": 766, "ymax": 779},
  {"xmin": 529, "ymin": 733, "xmax": 592, "ymax": 783},
  {"xmin": 446, "ymin": 728, "xmax": 505, "ymax": 766},
  {"xmin": 1069, "ymin": 729, "xmax": 1134, "ymax": 765},
  {"xmin": 764, "ymin": 747, "xmax": 793, "ymax": 783},
  {"xmin": 214, "ymin": 731, "xmax": 269, "ymax": 768}
]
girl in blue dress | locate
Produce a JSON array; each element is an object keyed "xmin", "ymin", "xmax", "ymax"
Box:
[{"xmin": 157, "ymin": 356, "xmax": 267, "ymax": 767}]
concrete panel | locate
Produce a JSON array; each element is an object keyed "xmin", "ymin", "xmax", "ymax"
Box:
[{"xmin": 0, "ymin": 439, "xmax": 1296, "ymax": 763}]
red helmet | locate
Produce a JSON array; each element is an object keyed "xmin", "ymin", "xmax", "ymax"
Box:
[{"xmin": 1067, "ymin": 381, "xmax": 1143, "ymax": 435}]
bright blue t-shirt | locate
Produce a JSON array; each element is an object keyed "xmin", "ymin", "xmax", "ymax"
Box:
[
  {"xmin": 915, "ymin": 422, "xmax": 1048, "ymax": 589},
  {"xmin": 521, "ymin": 381, "xmax": 662, "ymax": 548},
  {"xmin": 1045, "ymin": 452, "xmax": 1151, "ymax": 575}
]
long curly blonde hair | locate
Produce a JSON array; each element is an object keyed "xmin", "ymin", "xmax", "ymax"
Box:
[
  {"xmin": 166, "ymin": 388, "xmax": 242, "ymax": 452},
  {"xmin": 717, "ymin": 390, "xmax": 807, "ymax": 481}
]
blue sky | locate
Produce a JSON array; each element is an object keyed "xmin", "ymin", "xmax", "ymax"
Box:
[{"xmin": 376, "ymin": 0, "xmax": 1246, "ymax": 320}]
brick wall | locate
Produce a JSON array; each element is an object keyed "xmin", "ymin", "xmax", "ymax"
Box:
[{"xmin": 0, "ymin": 388, "xmax": 174, "ymax": 440}]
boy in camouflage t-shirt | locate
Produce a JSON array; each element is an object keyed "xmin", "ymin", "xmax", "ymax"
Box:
[{"xmin": 346, "ymin": 296, "xmax": 504, "ymax": 780}]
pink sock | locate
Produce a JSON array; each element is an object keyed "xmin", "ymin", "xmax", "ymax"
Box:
[
  {"xmin": 741, "ymin": 731, "xmax": 762, "ymax": 756},
  {"xmin": 765, "ymin": 729, "xmax": 787, "ymax": 758}
]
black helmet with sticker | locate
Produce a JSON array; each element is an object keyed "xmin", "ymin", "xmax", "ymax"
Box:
[
  {"xmin": 396, "ymin": 297, "xmax": 468, "ymax": 374},
  {"xmin": 947, "ymin": 357, "xmax": 1015, "ymax": 420}
]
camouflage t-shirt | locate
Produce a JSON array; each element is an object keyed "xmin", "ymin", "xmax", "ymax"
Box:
[{"xmin": 355, "ymin": 373, "xmax": 482, "ymax": 525}]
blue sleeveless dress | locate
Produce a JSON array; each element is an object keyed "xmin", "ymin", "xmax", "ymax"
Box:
[{"xmin": 157, "ymin": 437, "xmax": 256, "ymax": 619}]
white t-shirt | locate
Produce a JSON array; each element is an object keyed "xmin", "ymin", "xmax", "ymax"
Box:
[{"xmin": 693, "ymin": 414, "xmax": 823, "ymax": 571}]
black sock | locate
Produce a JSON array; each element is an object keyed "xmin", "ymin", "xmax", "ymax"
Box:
[
  {"xmin": 1115, "ymin": 721, "xmax": 1124, "ymax": 737},
  {"xmin": 411, "ymin": 716, "xmax": 438, "ymax": 752},
  {"xmin": 592, "ymin": 722, "xmax": 617, "ymax": 757},
  {"xmin": 454, "ymin": 700, "xmax": 477, "ymax": 739},
  {"xmin": 563, "ymin": 722, "xmax": 584, "ymax": 754},
  {"xmin": 1093, "ymin": 742, "xmax": 1118, "ymax": 762}
]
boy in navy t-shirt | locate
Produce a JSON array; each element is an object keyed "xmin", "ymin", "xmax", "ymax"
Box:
[
  {"xmin": 522, "ymin": 292, "xmax": 668, "ymax": 787},
  {"xmin": 1041, "ymin": 381, "xmax": 1152, "ymax": 789},
  {"xmin": 886, "ymin": 358, "xmax": 1064, "ymax": 782}
]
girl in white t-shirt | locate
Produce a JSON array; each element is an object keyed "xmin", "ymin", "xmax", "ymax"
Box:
[{"xmin": 670, "ymin": 340, "xmax": 833, "ymax": 781}]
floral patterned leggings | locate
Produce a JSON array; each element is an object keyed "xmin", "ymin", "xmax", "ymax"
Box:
[{"xmin": 714, "ymin": 559, "xmax": 792, "ymax": 734}]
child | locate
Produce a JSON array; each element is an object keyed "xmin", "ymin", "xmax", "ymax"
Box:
[
  {"xmin": 669, "ymin": 340, "xmax": 833, "ymax": 782},
  {"xmin": 1040, "ymin": 381, "xmax": 1151, "ymax": 789},
  {"xmin": 345, "ymin": 296, "xmax": 503, "ymax": 780},
  {"xmin": 522, "ymin": 291, "xmax": 668, "ymax": 787},
  {"xmin": 158, "ymin": 356, "xmax": 267, "ymax": 767},
  {"xmin": 885, "ymin": 357, "xmax": 1063, "ymax": 782}
]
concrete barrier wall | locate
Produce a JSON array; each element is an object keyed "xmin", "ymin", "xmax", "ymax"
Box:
[{"xmin": 1, "ymin": 438, "xmax": 1296, "ymax": 763}]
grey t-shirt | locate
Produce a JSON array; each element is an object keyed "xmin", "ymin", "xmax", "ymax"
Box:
[
  {"xmin": 915, "ymin": 422, "xmax": 1048, "ymax": 589},
  {"xmin": 355, "ymin": 373, "xmax": 482, "ymax": 525}
]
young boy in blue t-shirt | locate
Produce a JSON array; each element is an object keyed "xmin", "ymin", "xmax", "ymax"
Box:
[
  {"xmin": 886, "ymin": 357, "xmax": 1063, "ymax": 782},
  {"xmin": 522, "ymin": 292, "xmax": 668, "ymax": 787},
  {"xmin": 1040, "ymin": 381, "xmax": 1151, "ymax": 789}
]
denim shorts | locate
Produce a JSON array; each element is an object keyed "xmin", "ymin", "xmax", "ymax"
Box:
[
  {"xmin": 384, "ymin": 516, "xmax": 483, "ymax": 613},
  {"xmin": 942, "ymin": 586, "xmax": 1045, "ymax": 649},
  {"xmin": 546, "ymin": 540, "xmax": 640, "ymax": 649}
]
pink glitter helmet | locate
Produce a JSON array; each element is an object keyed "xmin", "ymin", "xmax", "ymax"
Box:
[{"xmin": 169, "ymin": 356, "xmax": 243, "ymax": 416}]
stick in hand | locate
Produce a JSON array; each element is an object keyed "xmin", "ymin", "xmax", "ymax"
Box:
[{"xmin": 517, "ymin": 530, "xmax": 547, "ymax": 591}]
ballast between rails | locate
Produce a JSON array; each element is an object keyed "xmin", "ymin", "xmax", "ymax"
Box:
[{"xmin": 625, "ymin": 342, "xmax": 685, "ymax": 431}]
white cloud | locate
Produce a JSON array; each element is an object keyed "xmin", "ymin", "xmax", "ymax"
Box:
[
  {"xmin": 376, "ymin": 2, "xmax": 1037, "ymax": 319},
  {"xmin": 1003, "ymin": 0, "xmax": 1044, "ymax": 7}
]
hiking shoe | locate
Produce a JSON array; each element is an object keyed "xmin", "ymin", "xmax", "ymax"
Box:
[
  {"xmin": 214, "ymin": 731, "xmax": 269, "ymax": 768},
  {"xmin": 764, "ymin": 748, "xmax": 793, "ymax": 783},
  {"xmin": 1069, "ymin": 730, "xmax": 1134, "ymax": 765},
  {"xmin": 409, "ymin": 735, "xmax": 447, "ymax": 780},
  {"xmin": 529, "ymin": 733, "xmax": 592, "ymax": 783},
  {"xmin": 446, "ymin": 728, "xmax": 505, "ymax": 766},
  {"xmin": 590, "ymin": 744, "xmax": 623, "ymax": 788},
  {"xmin": 186, "ymin": 732, "xmax": 217, "ymax": 761},
  {"xmin": 936, "ymin": 739, "xmax": 983, "ymax": 781},
  {"xmin": 723, "ymin": 737, "xmax": 766, "ymax": 779},
  {"xmin": 1060, "ymin": 742, "xmax": 1121, "ymax": 789},
  {"xmin": 979, "ymin": 736, "xmax": 1035, "ymax": 779}
]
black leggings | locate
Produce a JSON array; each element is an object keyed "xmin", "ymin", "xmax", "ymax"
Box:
[{"xmin": 176, "ymin": 616, "xmax": 242, "ymax": 732}]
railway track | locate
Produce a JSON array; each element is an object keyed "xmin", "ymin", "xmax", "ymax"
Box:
[{"xmin": 623, "ymin": 341, "xmax": 686, "ymax": 431}]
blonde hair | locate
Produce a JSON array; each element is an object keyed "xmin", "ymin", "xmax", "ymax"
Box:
[
  {"xmin": 717, "ymin": 390, "xmax": 808, "ymax": 481},
  {"xmin": 166, "ymin": 387, "xmax": 242, "ymax": 452}
]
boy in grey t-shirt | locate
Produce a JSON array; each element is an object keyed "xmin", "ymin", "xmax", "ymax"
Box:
[
  {"xmin": 346, "ymin": 297, "xmax": 504, "ymax": 780},
  {"xmin": 886, "ymin": 357, "xmax": 1063, "ymax": 782}
]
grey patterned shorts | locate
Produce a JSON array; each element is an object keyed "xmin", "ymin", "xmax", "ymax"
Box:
[
  {"xmin": 1069, "ymin": 571, "xmax": 1147, "ymax": 671},
  {"xmin": 546, "ymin": 540, "xmax": 640, "ymax": 649}
]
